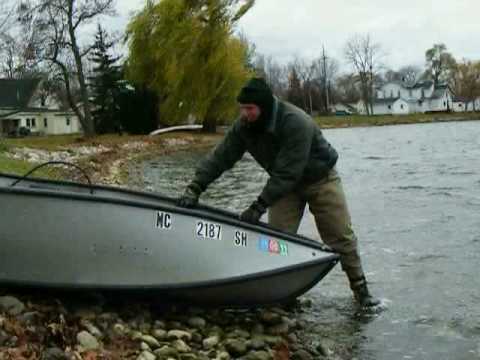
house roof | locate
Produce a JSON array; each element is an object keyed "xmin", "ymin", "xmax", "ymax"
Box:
[
  {"xmin": 409, "ymin": 80, "xmax": 434, "ymax": 89},
  {"xmin": 0, "ymin": 78, "xmax": 42, "ymax": 109},
  {"xmin": 374, "ymin": 97, "xmax": 401, "ymax": 105}
]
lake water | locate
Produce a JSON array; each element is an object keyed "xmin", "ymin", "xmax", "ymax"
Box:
[{"xmin": 132, "ymin": 120, "xmax": 480, "ymax": 360}]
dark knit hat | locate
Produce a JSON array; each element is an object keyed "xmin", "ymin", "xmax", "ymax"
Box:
[{"xmin": 236, "ymin": 77, "xmax": 274, "ymax": 109}]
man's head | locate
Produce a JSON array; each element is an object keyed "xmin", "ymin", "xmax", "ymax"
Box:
[{"xmin": 237, "ymin": 77, "xmax": 274, "ymax": 126}]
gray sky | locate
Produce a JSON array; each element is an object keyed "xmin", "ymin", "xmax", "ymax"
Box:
[{"xmin": 113, "ymin": 0, "xmax": 479, "ymax": 72}]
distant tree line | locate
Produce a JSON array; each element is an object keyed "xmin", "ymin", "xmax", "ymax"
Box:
[{"xmin": 1, "ymin": 1, "xmax": 479, "ymax": 137}]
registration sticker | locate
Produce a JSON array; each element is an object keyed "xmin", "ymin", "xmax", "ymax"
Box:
[
  {"xmin": 258, "ymin": 236, "xmax": 288, "ymax": 256},
  {"xmin": 196, "ymin": 220, "xmax": 222, "ymax": 240}
]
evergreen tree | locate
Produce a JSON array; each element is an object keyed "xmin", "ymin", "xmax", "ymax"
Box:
[{"xmin": 89, "ymin": 24, "xmax": 123, "ymax": 134}]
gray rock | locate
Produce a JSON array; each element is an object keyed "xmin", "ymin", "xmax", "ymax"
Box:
[
  {"xmin": 18, "ymin": 311, "xmax": 38, "ymax": 325},
  {"xmin": 172, "ymin": 339, "xmax": 191, "ymax": 353},
  {"xmin": 180, "ymin": 354, "xmax": 198, "ymax": 360},
  {"xmin": 244, "ymin": 350, "xmax": 272, "ymax": 360},
  {"xmin": 136, "ymin": 350, "xmax": 156, "ymax": 360},
  {"xmin": 152, "ymin": 328, "xmax": 167, "ymax": 340},
  {"xmin": 81, "ymin": 320, "xmax": 103, "ymax": 338},
  {"xmin": 154, "ymin": 320, "xmax": 166, "ymax": 329},
  {"xmin": 0, "ymin": 296, "xmax": 25, "ymax": 316},
  {"xmin": 266, "ymin": 322, "xmax": 289, "ymax": 336},
  {"xmin": 141, "ymin": 334, "xmax": 161, "ymax": 349},
  {"xmin": 112, "ymin": 323, "xmax": 127, "ymax": 336},
  {"xmin": 188, "ymin": 316, "xmax": 207, "ymax": 329},
  {"xmin": 246, "ymin": 338, "xmax": 266, "ymax": 350},
  {"xmin": 0, "ymin": 330, "xmax": 9, "ymax": 347},
  {"xmin": 224, "ymin": 339, "xmax": 248, "ymax": 357},
  {"xmin": 203, "ymin": 335, "xmax": 220, "ymax": 349},
  {"xmin": 168, "ymin": 329, "xmax": 192, "ymax": 341},
  {"xmin": 253, "ymin": 335, "xmax": 283, "ymax": 347},
  {"xmin": 77, "ymin": 331, "xmax": 100, "ymax": 351},
  {"xmin": 154, "ymin": 345, "xmax": 178, "ymax": 358},
  {"xmin": 141, "ymin": 342, "xmax": 152, "ymax": 351},
  {"xmin": 191, "ymin": 331, "xmax": 203, "ymax": 344},
  {"xmin": 258, "ymin": 311, "xmax": 282, "ymax": 325},
  {"xmin": 130, "ymin": 330, "xmax": 143, "ymax": 340},
  {"xmin": 291, "ymin": 349, "xmax": 313, "ymax": 360},
  {"xmin": 226, "ymin": 329, "xmax": 250, "ymax": 339},
  {"xmin": 250, "ymin": 324, "xmax": 265, "ymax": 335},
  {"xmin": 42, "ymin": 347, "xmax": 68, "ymax": 360},
  {"xmin": 287, "ymin": 332, "xmax": 298, "ymax": 343},
  {"xmin": 316, "ymin": 339, "xmax": 334, "ymax": 357},
  {"xmin": 215, "ymin": 351, "xmax": 231, "ymax": 360}
]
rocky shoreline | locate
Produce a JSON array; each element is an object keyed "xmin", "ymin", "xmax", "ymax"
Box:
[
  {"xmin": 1, "ymin": 134, "xmax": 344, "ymax": 360},
  {"xmin": 0, "ymin": 292, "xmax": 337, "ymax": 360}
]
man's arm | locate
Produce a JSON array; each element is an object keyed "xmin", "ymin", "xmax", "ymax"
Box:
[{"xmin": 193, "ymin": 122, "xmax": 246, "ymax": 191}]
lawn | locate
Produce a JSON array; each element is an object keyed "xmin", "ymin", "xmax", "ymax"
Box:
[{"xmin": 315, "ymin": 112, "xmax": 480, "ymax": 128}]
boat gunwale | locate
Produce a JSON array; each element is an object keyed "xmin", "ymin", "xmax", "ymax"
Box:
[{"xmin": 0, "ymin": 172, "xmax": 335, "ymax": 253}]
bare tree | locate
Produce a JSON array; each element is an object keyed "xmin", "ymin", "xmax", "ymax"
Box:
[
  {"xmin": 18, "ymin": 0, "xmax": 116, "ymax": 136},
  {"xmin": 398, "ymin": 65, "xmax": 421, "ymax": 86},
  {"xmin": 288, "ymin": 56, "xmax": 317, "ymax": 113},
  {"xmin": 0, "ymin": 1, "xmax": 16, "ymax": 33},
  {"xmin": 344, "ymin": 34, "xmax": 383, "ymax": 115},
  {"xmin": 453, "ymin": 59, "xmax": 480, "ymax": 111},
  {"xmin": 335, "ymin": 73, "xmax": 361, "ymax": 104},
  {"xmin": 254, "ymin": 54, "xmax": 288, "ymax": 98}
]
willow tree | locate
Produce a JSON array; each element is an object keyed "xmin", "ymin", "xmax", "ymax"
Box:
[{"xmin": 126, "ymin": 0, "xmax": 254, "ymax": 132}]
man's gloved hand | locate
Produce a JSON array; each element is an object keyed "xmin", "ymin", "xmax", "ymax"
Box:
[
  {"xmin": 177, "ymin": 182, "xmax": 203, "ymax": 208},
  {"xmin": 239, "ymin": 197, "xmax": 268, "ymax": 223}
]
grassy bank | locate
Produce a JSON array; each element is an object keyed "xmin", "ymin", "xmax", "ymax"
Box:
[{"xmin": 315, "ymin": 112, "xmax": 480, "ymax": 128}]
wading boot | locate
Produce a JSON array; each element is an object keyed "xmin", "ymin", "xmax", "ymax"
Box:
[{"xmin": 351, "ymin": 277, "xmax": 380, "ymax": 307}]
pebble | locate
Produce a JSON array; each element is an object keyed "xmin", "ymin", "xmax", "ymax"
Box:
[
  {"xmin": 203, "ymin": 335, "xmax": 220, "ymax": 349},
  {"xmin": 77, "ymin": 331, "xmax": 100, "ymax": 351},
  {"xmin": 141, "ymin": 334, "xmax": 161, "ymax": 348},
  {"xmin": 0, "ymin": 296, "xmax": 25, "ymax": 316},
  {"xmin": 168, "ymin": 329, "xmax": 192, "ymax": 341},
  {"xmin": 137, "ymin": 350, "xmax": 156, "ymax": 360}
]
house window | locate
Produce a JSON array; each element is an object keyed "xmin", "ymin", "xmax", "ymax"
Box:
[
  {"xmin": 459, "ymin": 103, "xmax": 463, "ymax": 107},
  {"xmin": 26, "ymin": 119, "xmax": 31, "ymax": 127},
  {"xmin": 31, "ymin": 119, "xmax": 36, "ymax": 127},
  {"xmin": 444, "ymin": 101, "xmax": 446, "ymax": 106},
  {"xmin": 388, "ymin": 105, "xmax": 392, "ymax": 110},
  {"xmin": 398, "ymin": 90, "xmax": 401, "ymax": 98},
  {"xmin": 400, "ymin": 104, "xmax": 404, "ymax": 109},
  {"xmin": 44, "ymin": 118, "xmax": 48, "ymax": 127},
  {"xmin": 66, "ymin": 118, "xmax": 71, "ymax": 126}
]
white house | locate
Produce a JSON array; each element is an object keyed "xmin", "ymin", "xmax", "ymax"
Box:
[
  {"xmin": 358, "ymin": 80, "xmax": 455, "ymax": 115},
  {"xmin": 452, "ymin": 96, "xmax": 480, "ymax": 112},
  {"xmin": 0, "ymin": 78, "xmax": 82, "ymax": 136}
]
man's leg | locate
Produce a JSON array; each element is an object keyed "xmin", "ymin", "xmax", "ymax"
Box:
[
  {"xmin": 268, "ymin": 192, "xmax": 306, "ymax": 234},
  {"xmin": 304, "ymin": 168, "xmax": 379, "ymax": 307}
]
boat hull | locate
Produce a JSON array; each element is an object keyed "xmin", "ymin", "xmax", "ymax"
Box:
[{"xmin": 0, "ymin": 173, "xmax": 339, "ymax": 306}]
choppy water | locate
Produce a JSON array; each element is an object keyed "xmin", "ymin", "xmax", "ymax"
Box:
[{"xmin": 131, "ymin": 121, "xmax": 480, "ymax": 359}]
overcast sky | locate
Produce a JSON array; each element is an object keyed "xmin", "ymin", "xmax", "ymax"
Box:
[{"xmin": 113, "ymin": 0, "xmax": 479, "ymax": 72}]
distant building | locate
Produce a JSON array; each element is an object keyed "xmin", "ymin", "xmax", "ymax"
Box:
[
  {"xmin": 0, "ymin": 78, "xmax": 82, "ymax": 136},
  {"xmin": 356, "ymin": 80, "xmax": 454, "ymax": 115},
  {"xmin": 452, "ymin": 96, "xmax": 480, "ymax": 112},
  {"xmin": 332, "ymin": 103, "xmax": 357, "ymax": 115}
]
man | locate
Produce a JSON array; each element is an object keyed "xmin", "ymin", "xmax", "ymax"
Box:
[{"xmin": 177, "ymin": 77, "xmax": 380, "ymax": 307}]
